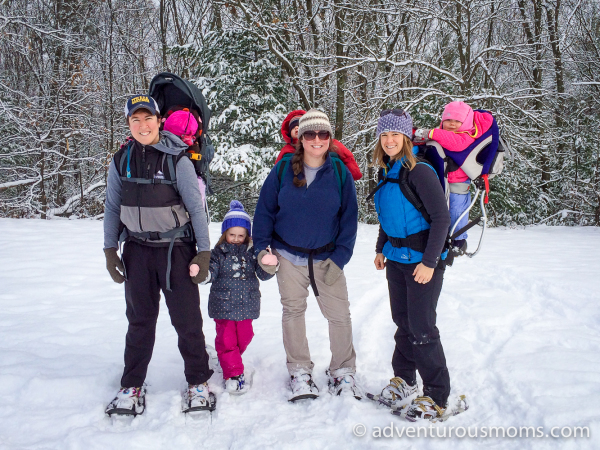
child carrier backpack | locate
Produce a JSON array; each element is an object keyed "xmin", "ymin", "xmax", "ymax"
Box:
[
  {"xmin": 367, "ymin": 110, "xmax": 505, "ymax": 262},
  {"xmin": 148, "ymin": 72, "xmax": 215, "ymax": 195}
]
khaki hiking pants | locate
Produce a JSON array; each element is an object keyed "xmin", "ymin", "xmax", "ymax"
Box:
[{"xmin": 275, "ymin": 251, "xmax": 356, "ymax": 376}]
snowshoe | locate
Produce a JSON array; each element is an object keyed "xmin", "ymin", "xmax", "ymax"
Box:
[
  {"xmin": 366, "ymin": 377, "xmax": 418, "ymax": 410},
  {"xmin": 288, "ymin": 373, "xmax": 319, "ymax": 402},
  {"xmin": 400, "ymin": 395, "xmax": 468, "ymax": 422},
  {"xmin": 226, "ymin": 370, "xmax": 253, "ymax": 396},
  {"xmin": 105, "ymin": 386, "xmax": 146, "ymax": 417},
  {"xmin": 182, "ymin": 382, "xmax": 216, "ymax": 413},
  {"xmin": 326, "ymin": 368, "xmax": 363, "ymax": 400}
]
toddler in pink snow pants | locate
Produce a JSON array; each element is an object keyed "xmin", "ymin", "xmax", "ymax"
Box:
[{"xmin": 204, "ymin": 200, "xmax": 275, "ymax": 394}]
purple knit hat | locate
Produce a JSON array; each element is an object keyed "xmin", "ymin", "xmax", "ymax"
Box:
[
  {"xmin": 221, "ymin": 200, "xmax": 252, "ymax": 236},
  {"xmin": 376, "ymin": 110, "xmax": 413, "ymax": 140}
]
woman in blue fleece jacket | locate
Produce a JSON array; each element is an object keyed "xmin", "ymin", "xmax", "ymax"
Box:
[{"xmin": 253, "ymin": 109, "xmax": 362, "ymax": 401}]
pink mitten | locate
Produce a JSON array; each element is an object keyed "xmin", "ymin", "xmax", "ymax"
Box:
[
  {"xmin": 189, "ymin": 264, "xmax": 200, "ymax": 277},
  {"xmin": 261, "ymin": 247, "xmax": 278, "ymax": 266}
]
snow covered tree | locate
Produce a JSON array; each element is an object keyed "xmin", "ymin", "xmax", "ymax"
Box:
[{"xmin": 172, "ymin": 27, "xmax": 294, "ymax": 219}]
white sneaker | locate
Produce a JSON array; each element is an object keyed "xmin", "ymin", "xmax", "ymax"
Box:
[
  {"xmin": 182, "ymin": 382, "xmax": 216, "ymax": 412},
  {"xmin": 327, "ymin": 368, "xmax": 363, "ymax": 400},
  {"xmin": 379, "ymin": 377, "xmax": 418, "ymax": 409},
  {"xmin": 226, "ymin": 373, "xmax": 251, "ymax": 395},
  {"xmin": 289, "ymin": 373, "xmax": 319, "ymax": 402},
  {"xmin": 105, "ymin": 386, "xmax": 146, "ymax": 416}
]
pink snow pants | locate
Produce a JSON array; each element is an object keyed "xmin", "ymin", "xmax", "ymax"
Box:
[{"xmin": 214, "ymin": 319, "xmax": 254, "ymax": 379}]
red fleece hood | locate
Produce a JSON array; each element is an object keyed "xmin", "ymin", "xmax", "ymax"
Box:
[{"xmin": 281, "ymin": 109, "xmax": 306, "ymax": 145}]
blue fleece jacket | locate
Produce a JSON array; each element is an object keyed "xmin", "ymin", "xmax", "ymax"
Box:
[{"xmin": 253, "ymin": 153, "xmax": 358, "ymax": 269}]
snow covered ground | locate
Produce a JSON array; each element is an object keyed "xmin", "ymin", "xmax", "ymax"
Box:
[{"xmin": 0, "ymin": 218, "xmax": 599, "ymax": 450}]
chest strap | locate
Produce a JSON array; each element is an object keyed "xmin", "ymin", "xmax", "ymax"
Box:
[
  {"xmin": 272, "ymin": 231, "xmax": 335, "ymax": 297},
  {"xmin": 120, "ymin": 223, "xmax": 193, "ymax": 292}
]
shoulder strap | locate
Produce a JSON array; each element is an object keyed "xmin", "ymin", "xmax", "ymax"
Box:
[
  {"xmin": 118, "ymin": 141, "xmax": 134, "ymax": 178},
  {"xmin": 399, "ymin": 163, "xmax": 432, "ymax": 224},
  {"xmin": 276, "ymin": 152, "xmax": 347, "ymax": 201},
  {"xmin": 329, "ymin": 152, "xmax": 346, "ymax": 201},
  {"xmin": 276, "ymin": 153, "xmax": 293, "ymax": 191}
]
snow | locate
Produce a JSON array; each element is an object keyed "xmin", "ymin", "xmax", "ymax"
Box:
[{"xmin": 0, "ymin": 219, "xmax": 599, "ymax": 449}]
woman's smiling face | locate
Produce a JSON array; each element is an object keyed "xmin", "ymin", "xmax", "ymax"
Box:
[
  {"xmin": 379, "ymin": 131, "xmax": 405, "ymax": 158},
  {"xmin": 128, "ymin": 109, "xmax": 160, "ymax": 146}
]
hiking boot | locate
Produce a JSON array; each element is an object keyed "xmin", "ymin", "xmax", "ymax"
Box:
[
  {"xmin": 405, "ymin": 396, "xmax": 446, "ymax": 422},
  {"xmin": 327, "ymin": 368, "xmax": 363, "ymax": 400},
  {"xmin": 379, "ymin": 377, "xmax": 418, "ymax": 409},
  {"xmin": 105, "ymin": 386, "xmax": 146, "ymax": 416},
  {"xmin": 289, "ymin": 373, "xmax": 319, "ymax": 402}
]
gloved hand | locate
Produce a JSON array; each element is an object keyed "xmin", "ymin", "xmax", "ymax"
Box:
[
  {"xmin": 322, "ymin": 258, "xmax": 343, "ymax": 286},
  {"xmin": 413, "ymin": 128, "xmax": 431, "ymax": 143},
  {"xmin": 257, "ymin": 250, "xmax": 278, "ymax": 275},
  {"xmin": 104, "ymin": 248, "xmax": 125, "ymax": 284},
  {"xmin": 189, "ymin": 251, "xmax": 211, "ymax": 284}
]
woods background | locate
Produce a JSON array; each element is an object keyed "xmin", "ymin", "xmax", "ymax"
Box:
[{"xmin": 1, "ymin": 0, "xmax": 599, "ymax": 225}]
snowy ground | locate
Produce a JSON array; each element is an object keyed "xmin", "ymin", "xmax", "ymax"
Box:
[{"xmin": 0, "ymin": 218, "xmax": 599, "ymax": 450}]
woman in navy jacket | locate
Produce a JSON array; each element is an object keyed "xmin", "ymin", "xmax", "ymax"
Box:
[
  {"xmin": 253, "ymin": 109, "xmax": 361, "ymax": 401},
  {"xmin": 372, "ymin": 109, "xmax": 452, "ymax": 421}
]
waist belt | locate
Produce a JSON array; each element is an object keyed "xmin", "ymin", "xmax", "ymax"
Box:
[
  {"xmin": 272, "ymin": 231, "xmax": 335, "ymax": 297},
  {"xmin": 120, "ymin": 223, "xmax": 193, "ymax": 292},
  {"xmin": 387, "ymin": 229, "xmax": 430, "ymax": 254}
]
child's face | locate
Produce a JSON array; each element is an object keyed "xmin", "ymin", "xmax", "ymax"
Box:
[
  {"xmin": 225, "ymin": 226, "xmax": 247, "ymax": 245},
  {"xmin": 291, "ymin": 126, "xmax": 299, "ymax": 139},
  {"xmin": 380, "ymin": 132, "xmax": 404, "ymax": 158},
  {"xmin": 442, "ymin": 119, "xmax": 463, "ymax": 132},
  {"xmin": 129, "ymin": 110, "xmax": 160, "ymax": 146}
]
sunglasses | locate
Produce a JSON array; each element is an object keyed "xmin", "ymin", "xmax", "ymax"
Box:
[
  {"xmin": 303, "ymin": 130, "xmax": 331, "ymax": 141},
  {"xmin": 380, "ymin": 109, "xmax": 407, "ymax": 118}
]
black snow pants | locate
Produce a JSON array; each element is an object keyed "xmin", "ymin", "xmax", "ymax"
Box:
[
  {"xmin": 386, "ymin": 259, "xmax": 450, "ymax": 407},
  {"xmin": 120, "ymin": 240, "xmax": 213, "ymax": 387}
]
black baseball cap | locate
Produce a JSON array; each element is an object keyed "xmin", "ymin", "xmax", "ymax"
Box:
[{"xmin": 124, "ymin": 95, "xmax": 160, "ymax": 117}]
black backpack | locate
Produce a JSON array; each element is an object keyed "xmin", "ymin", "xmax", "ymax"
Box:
[{"xmin": 149, "ymin": 72, "xmax": 215, "ymax": 195}]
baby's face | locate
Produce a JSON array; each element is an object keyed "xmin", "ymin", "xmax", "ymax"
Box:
[
  {"xmin": 225, "ymin": 227, "xmax": 247, "ymax": 245},
  {"xmin": 291, "ymin": 126, "xmax": 299, "ymax": 139},
  {"xmin": 442, "ymin": 119, "xmax": 463, "ymax": 132}
]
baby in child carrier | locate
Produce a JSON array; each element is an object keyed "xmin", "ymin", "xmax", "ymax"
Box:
[
  {"xmin": 162, "ymin": 108, "xmax": 209, "ymax": 210},
  {"xmin": 413, "ymin": 101, "xmax": 494, "ymax": 256}
]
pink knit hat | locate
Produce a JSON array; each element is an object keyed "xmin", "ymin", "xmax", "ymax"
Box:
[
  {"xmin": 440, "ymin": 101, "xmax": 474, "ymax": 133},
  {"xmin": 163, "ymin": 110, "xmax": 199, "ymax": 146}
]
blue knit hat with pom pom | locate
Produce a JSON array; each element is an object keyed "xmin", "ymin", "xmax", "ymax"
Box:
[{"xmin": 221, "ymin": 200, "xmax": 252, "ymax": 236}]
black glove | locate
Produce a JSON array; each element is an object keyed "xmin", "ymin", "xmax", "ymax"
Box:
[
  {"xmin": 104, "ymin": 248, "xmax": 125, "ymax": 284},
  {"xmin": 190, "ymin": 251, "xmax": 211, "ymax": 284}
]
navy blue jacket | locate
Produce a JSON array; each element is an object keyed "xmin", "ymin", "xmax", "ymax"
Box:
[
  {"xmin": 208, "ymin": 241, "xmax": 273, "ymax": 321},
  {"xmin": 253, "ymin": 152, "xmax": 358, "ymax": 269}
]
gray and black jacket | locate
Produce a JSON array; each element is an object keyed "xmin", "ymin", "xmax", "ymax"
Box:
[
  {"xmin": 207, "ymin": 241, "xmax": 274, "ymax": 321},
  {"xmin": 103, "ymin": 131, "xmax": 210, "ymax": 252}
]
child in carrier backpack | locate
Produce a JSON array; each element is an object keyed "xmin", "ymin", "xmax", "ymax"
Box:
[
  {"xmin": 413, "ymin": 101, "xmax": 494, "ymax": 256},
  {"xmin": 189, "ymin": 200, "xmax": 277, "ymax": 394},
  {"xmin": 163, "ymin": 108, "xmax": 209, "ymax": 216}
]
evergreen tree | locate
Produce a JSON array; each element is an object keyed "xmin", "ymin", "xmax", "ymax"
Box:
[{"xmin": 173, "ymin": 29, "xmax": 294, "ymax": 219}]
